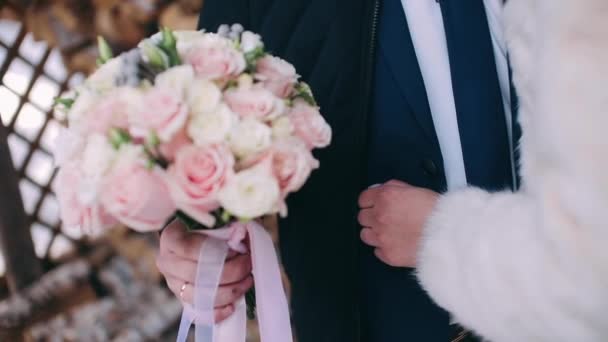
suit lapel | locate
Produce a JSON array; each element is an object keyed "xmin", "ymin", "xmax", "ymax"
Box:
[{"xmin": 377, "ymin": 0, "xmax": 439, "ymax": 145}]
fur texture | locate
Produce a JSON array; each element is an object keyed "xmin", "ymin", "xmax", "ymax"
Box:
[{"xmin": 416, "ymin": 0, "xmax": 608, "ymax": 341}]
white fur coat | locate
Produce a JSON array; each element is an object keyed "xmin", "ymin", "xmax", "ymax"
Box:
[{"xmin": 416, "ymin": 1, "xmax": 608, "ymax": 341}]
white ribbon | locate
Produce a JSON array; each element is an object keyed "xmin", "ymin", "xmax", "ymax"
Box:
[{"xmin": 176, "ymin": 222, "xmax": 293, "ymax": 342}]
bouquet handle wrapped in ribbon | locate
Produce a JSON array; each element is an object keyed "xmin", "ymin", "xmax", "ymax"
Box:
[{"xmin": 176, "ymin": 221, "xmax": 293, "ymax": 342}]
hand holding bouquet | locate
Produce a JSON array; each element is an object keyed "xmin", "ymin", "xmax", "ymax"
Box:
[{"xmin": 54, "ymin": 24, "xmax": 332, "ymax": 342}]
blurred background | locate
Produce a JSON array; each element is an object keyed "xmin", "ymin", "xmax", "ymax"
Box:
[{"xmin": 0, "ymin": 1, "xmax": 273, "ymax": 341}]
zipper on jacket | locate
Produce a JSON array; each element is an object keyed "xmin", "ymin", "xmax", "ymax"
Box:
[
  {"xmin": 355, "ymin": 1, "xmax": 380, "ymax": 341},
  {"xmin": 360, "ymin": 0, "xmax": 380, "ymax": 157},
  {"xmin": 369, "ymin": 1, "xmax": 380, "ymax": 70}
]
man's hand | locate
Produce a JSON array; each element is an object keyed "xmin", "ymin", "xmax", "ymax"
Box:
[
  {"xmin": 358, "ymin": 180, "xmax": 439, "ymax": 268},
  {"xmin": 156, "ymin": 220, "xmax": 254, "ymax": 322}
]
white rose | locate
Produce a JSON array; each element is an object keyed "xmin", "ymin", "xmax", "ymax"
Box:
[
  {"xmin": 86, "ymin": 56, "xmax": 122, "ymax": 94},
  {"xmin": 77, "ymin": 134, "xmax": 117, "ymax": 206},
  {"xmin": 81, "ymin": 134, "xmax": 116, "ymax": 179},
  {"xmin": 187, "ymin": 79, "xmax": 223, "ymax": 115},
  {"xmin": 148, "ymin": 30, "xmax": 207, "ymax": 56},
  {"xmin": 54, "ymin": 128, "xmax": 85, "ymax": 167},
  {"xmin": 155, "ymin": 65, "xmax": 195, "ymax": 98},
  {"xmin": 112, "ymin": 143, "xmax": 146, "ymax": 169},
  {"xmin": 188, "ymin": 104, "xmax": 238, "ymax": 145},
  {"xmin": 241, "ymin": 31, "xmax": 263, "ymax": 53},
  {"xmin": 71, "ymin": 86, "xmax": 142, "ymax": 136},
  {"xmin": 271, "ymin": 115, "xmax": 294, "ymax": 139},
  {"xmin": 218, "ymin": 160, "xmax": 280, "ymax": 219},
  {"xmin": 67, "ymin": 88, "xmax": 99, "ymax": 129},
  {"xmin": 228, "ymin": 118, "xmax": 272, "ymax": 158},
  {"xmin": 174, "ymin": 30, "xmax": 207, "ymax": 55}
]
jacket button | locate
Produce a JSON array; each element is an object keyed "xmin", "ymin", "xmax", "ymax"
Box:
[{"xmin": 422, "ymin": 158, "xmax": 438, "ymax": 177}]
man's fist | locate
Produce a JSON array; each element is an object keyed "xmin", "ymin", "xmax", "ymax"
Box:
[
  {"xmin": 358, "ymin": 180, "xmax": 439, "ymax": 267},
  {"xmin": 156, "ymin": 220, "xmax": 254, "ymax": 322}
]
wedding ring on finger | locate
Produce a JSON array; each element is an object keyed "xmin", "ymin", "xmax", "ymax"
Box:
[{"xmin": 180, "ymin": 282, "xmax": 189, "ymax": 300}]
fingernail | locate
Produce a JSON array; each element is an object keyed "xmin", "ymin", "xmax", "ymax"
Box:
[{"xmin": 368, "ymin": 184, "xmax": 381, "ymax": 189}]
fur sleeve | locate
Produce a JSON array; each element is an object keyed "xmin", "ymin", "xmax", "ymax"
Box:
[
  {"xmin": 416, "ymin": 0, "xmax": 608, "ymax": 341},
  {"xmin": 416, "ymin": 187, "xmax": 608, "ymax": 341}
]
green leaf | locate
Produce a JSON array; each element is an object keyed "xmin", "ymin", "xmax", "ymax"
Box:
[
  {"xmin": 141, "ymin": 41, "xmax": 169, "ymax": 70},
  {"xmin": 176, "ymin": 209, "xmax": 237, "ymax": 231},
  {"xmin": 220, "ymin": 210, "xmax": 232, "ymax": 225},
  {"xmin": 97, "ymin": 36, "xmax": 113, "ymax": 64},
  {"xmin": 244, "ymin": 46, "xmax": 266, "ymax": 72},
  {"xmin": 224, "ymin": 79, "xmax": 238, "ymax": 90},
  {"xmin": 108, "ymin": 128, "xmax": 132, "ymax": 149},
  {"xmin": 54, "ymin": 97, "xmax": 75, "ymax": 109},
  {"xmin": 176, "ymin": 211, "xmax": 204, "ymax": 231},
  {"xmin": 238, "ymin": 217, "xmax": 252, "ymax": 224},
  {"xmin": 159, "ymin": 27, "xmax": 181, "ymax": 67},
  {"xmin": 146, "ymin": 131, "xmax": 161, "ymax": 148},
  {"xmin": 145, "ymin": 158, "xmax": 157, "ymax": 170},
  {"xmin": 293, "ymin": 82, "xmax": 317, "ymax": 106},
  {"xmin": 161, "ymin": 27, "xmax": 177, "ymax": 48}
]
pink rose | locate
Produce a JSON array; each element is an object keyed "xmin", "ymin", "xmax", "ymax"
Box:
[
  {"xmin": 289, "ymin": 100, "xmax": 332, "ymax": 149},
  {"xmin": 166, "ymin": 144, "xmax": 235, "ymax": 227},
  {"xmin": 130, "ymin": 88, "xmax": 189, "ymax": 143},
  {"xmin": 184, "ymin": 36, "xmax": 246, "ymax": 81},
  {"xmin": 255, "ymin": 56, "xmax": 298, "ymax": 98},
  {"xmin": 224, "ymin": 86, "xmax": 285, "ymax": 121},
  {"xmin": 101, "ymin": 149, "xmax": 176, "ymax": 232},
  {"xmin": 55, "ymin": 162, "xmax": 117, "ymax": 235},
  {"xmin": 78, "ymin": 88, "xmax": 139, "ymax": 134},
  {"xmin": 271, "ymin": 139, "xmax": 319, "ymax": 196},
  {"xmin": 159, "ymin": 128, "xmax": 192, "ymax": 162}
]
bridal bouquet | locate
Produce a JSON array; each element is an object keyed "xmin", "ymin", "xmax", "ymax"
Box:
[{"xmin": 53, "ymin": 24, "xmax": 331, "ymax": 342}]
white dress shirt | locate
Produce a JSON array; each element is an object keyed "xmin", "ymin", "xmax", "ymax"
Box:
[{"xmin": 400, "ymin": 0, "xmax": 514, "ymax": 190}]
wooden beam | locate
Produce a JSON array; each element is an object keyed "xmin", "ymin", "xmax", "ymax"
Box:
[{"xmin": 0, "ymin": 121, "xmax": 42, "ymax": 293}]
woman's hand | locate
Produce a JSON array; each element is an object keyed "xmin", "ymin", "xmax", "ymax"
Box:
[{"xmin": 156, "ymin": 220, "xmax": 254, "ymax": 322}]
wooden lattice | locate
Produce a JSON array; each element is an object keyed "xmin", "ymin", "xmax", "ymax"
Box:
[{"xmin": 0, "ymin": 19, "xmax": 85, "ymax": 276}]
